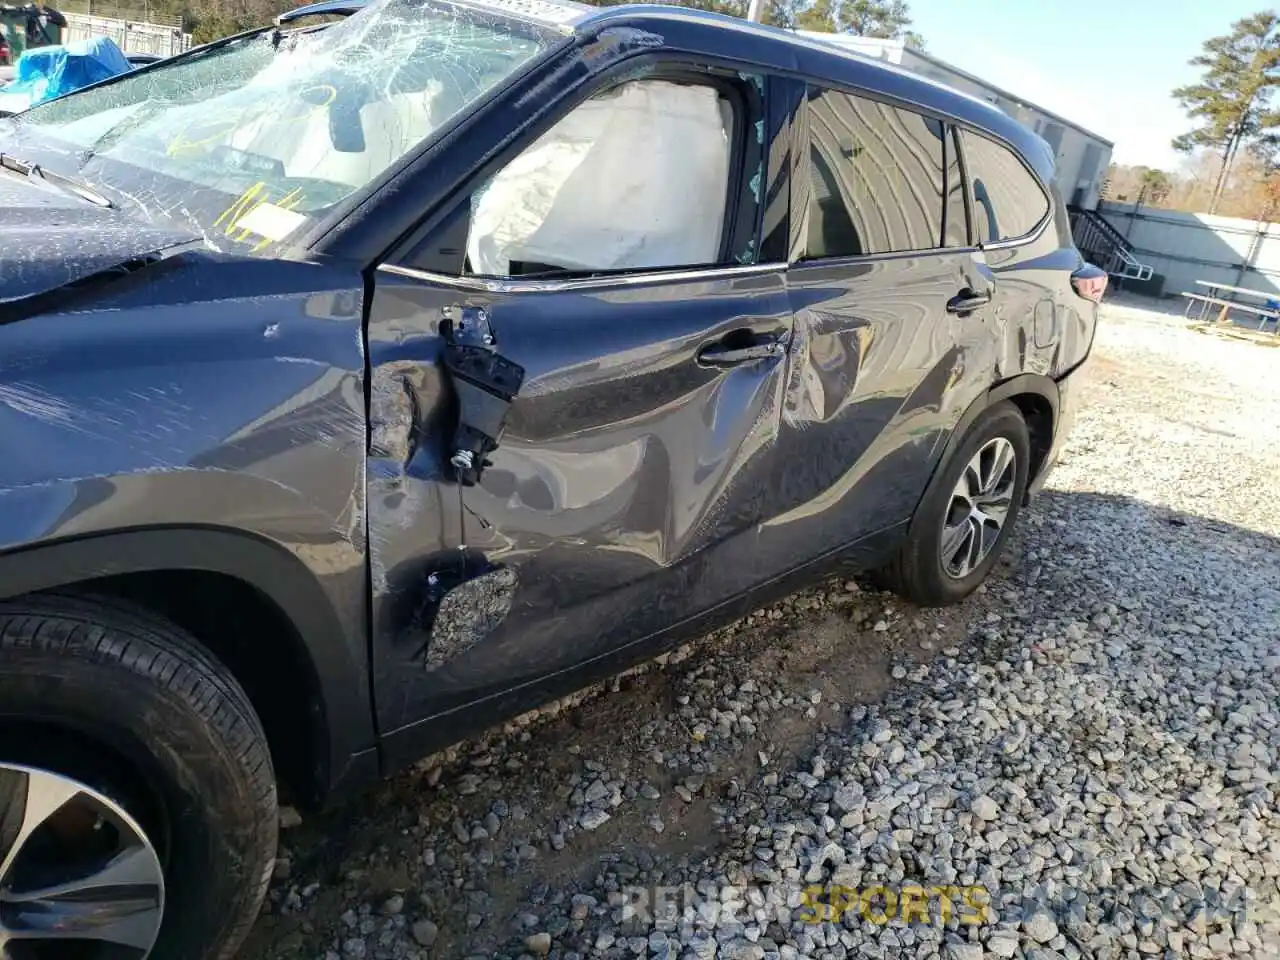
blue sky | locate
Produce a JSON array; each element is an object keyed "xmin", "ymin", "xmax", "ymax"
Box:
[{"xmin": 907, "ymin": 0, "xmax": 1265, "ymax": 171}]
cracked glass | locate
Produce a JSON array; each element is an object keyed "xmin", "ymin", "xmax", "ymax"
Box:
[{"xmin": 4, "ymin": 0, "xmax": 554, "ymax": 253}]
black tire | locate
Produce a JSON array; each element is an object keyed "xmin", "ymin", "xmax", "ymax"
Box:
[
  {"xmin": 877, "ymin": 400, "xmax": 1031, "ymax": 606},
  {"xmin": 0, "ymin": 592, "xmax": 277, "ymax": 960}
]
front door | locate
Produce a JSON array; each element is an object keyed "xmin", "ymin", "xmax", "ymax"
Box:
[{"xmin": 366, "ymin": 68, "xmax": 795, "ymax": 745}]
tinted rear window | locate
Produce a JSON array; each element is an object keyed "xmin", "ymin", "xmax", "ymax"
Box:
[
  {"xmin": 958, "ymin": 129, "xmax": 1049, "ymax": 243},
  {"xmin": 803, "ymin": 86, "xmax": 947, "ymax": 258}
]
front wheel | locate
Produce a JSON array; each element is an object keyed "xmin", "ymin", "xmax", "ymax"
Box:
[
  {"xmin": 0, "ymin": 761, "xmax": 166, "ymax": 956},
  {"xmin": 878, "ymin": 400, "xmax": 1031, "ymax": 606},
  {"xmin": 0, "ymin": 593, "xmax": 278, "ymax": 960}
]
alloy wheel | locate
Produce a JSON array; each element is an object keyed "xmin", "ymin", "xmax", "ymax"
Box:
[
  {"xmin": 0, "ymin": 762, "xmax": 164, "ymax": 959},
  {"xmin": 940, "ymin": 436, "xmax": 1017, "ymax": 579}
]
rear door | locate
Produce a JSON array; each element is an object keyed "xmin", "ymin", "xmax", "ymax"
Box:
[
  {"xmin": 366, "ymin": 67, "xmax": 795, "ymax": 739},
  {"xmin": 955, "ymin": 127, "xmax": 1079, "ymax": 377},
  {"xmin": 760, "ymin": 83, "xmax": 996, "ymax": 572}
]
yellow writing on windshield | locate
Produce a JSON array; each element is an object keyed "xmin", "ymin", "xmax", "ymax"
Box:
[
  {"xmin": 166, "ymin": 118, "xmax": 243, "ymax": 157},
  {"xmin": 214, "ymin": 182, "xmax": 306, "ymax": 253},
  {"xmin": 214, "ymin": 181, "xmax": 265, "ymax": 235}
]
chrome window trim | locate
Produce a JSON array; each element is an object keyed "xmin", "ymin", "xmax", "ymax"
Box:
[
  {"xmin": 792, "ymin": 210, "xmax": 1048, "ymax": 267},
  {"xmin": 377, "ymin": 261, "xmax": 786, "ymax": 293},
  {"xmin": 792, "ymin": 245, "xmax": 978, "ymax": 270},
  {"xmin": 980, "ymin": 207, "xmax": 1051, "ymax": 250}
]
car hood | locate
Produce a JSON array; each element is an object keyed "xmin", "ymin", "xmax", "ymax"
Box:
[
  {"xmin": 0, "ymin": 87, "xmax": 34, "ymax": 116},
  {"xmin": 0, "ymin": 171, "xmax": 200, "ymax": 307}
]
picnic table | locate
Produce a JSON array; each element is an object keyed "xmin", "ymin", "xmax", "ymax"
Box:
[{"xmin": 1181, "ymin": 280, "xmax": 1280, "ymax": 332}]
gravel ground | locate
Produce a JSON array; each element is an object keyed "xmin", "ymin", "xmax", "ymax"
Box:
[{"xmin": 242, "ymin": 294, "xmax": 1280, "ymax": 960}]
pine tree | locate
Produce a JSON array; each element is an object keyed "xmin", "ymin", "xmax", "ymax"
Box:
[
  {"xmin": 835, "ymin": 0, "xmax": 909, "ymax": 38},
  {"xmin": 1172, "ymin": 10, "xmax": 1280, "ymax": 214},
  {"xmin": 1138, "ymin": 168, "xmax": 1173, "ymax": 205}
]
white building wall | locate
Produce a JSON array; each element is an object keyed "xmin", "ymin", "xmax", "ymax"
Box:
[
  {"xmin": 794, "ymin": 33, "xmax": 905, "ymax": 63},
  {"xmin": 1098, "ymin": 201, "xmax": 1280, "ymax": 299},
  {"xmin": 1019, "ymin": 117, "xmax": 1105, "ymax": 209}
]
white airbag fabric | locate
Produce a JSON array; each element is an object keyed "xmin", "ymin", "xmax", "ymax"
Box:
[{"xmin": 467, "ymin": 80, "xmax": 731, "ymax": 276}]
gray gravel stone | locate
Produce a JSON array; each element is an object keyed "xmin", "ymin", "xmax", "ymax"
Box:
[
  {"xmin": 986, "ymin": 932, "xmax": 1018, "ymax": 958},
  {"xmin": 411, "ymin": 920, "xmax": 438, "ymax": 948},
  {"xmin": 1024, "ymin": 912, "xmax": 1058, "ymax": 944},
  {"xmin": 970, "ymin": 795, "xmax": 999, "ymax": 821},
  {"xmin": 719, "ymin": 939, "xmax": 765, "ymax": 960},
  {"xmin": 524, "ymin": 931, "xmax": 552, "ymax": 954}
]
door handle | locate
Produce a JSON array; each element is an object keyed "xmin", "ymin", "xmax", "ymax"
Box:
[
  {"xmin": 696, "ymin": 334, "xmax": 785, "ymax": 367},
  {"xmin": 946, "ymin": 289, "xmax": 993, "ymax": 315}
]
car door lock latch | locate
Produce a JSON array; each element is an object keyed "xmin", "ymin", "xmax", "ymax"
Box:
[{"xmin": 441, "ymin": 306, "xmax": 525, "ymax": 486}]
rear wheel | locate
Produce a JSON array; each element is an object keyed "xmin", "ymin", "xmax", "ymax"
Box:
[
  {"xmin": 877, "ymin": 401, "xmax": 1031, "ymax": 606},
  {"xmin": 0, "ymin": 593, "xmax": 278, "ymax": 960}
]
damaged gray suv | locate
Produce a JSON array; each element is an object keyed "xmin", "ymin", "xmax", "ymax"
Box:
[{"xmin": 0, "ymin": 0, "xmax": 1104, "ymax": 955}]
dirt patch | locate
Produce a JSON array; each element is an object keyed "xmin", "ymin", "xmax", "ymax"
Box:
[{"xmin": 1190, "ymin": 321, "xmax": 1280, "ymax": 346}]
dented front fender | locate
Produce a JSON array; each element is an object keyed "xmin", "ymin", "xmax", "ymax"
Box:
[{"xmin": 0, "ymin": 253, "xmax": 373, "ymax": 787}]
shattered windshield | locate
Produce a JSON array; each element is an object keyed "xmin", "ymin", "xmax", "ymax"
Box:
[{"xmin": 6, "ymin": 0, "xmax": 554, "ymax": 252}]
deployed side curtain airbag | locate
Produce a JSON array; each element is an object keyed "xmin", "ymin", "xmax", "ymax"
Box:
[{"xmin": 467, "ymin": 79, "xmax": 731, "ymax": 276}]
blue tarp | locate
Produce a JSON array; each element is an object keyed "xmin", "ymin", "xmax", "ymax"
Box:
[{"xmin": 6, "ymin": 35, "xmax": 131, "ymax": 106}]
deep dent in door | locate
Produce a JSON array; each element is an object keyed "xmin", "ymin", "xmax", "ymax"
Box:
[{"xmin": 365, "ymin": 273, "xmax": 790, "ymax": 732}]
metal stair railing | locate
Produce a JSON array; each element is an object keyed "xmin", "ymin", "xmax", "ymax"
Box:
[
  {"xmin": 1082, "ymin": 207, "xmax": 1130, "ymax": 249},
  {"xmin": 1068, "ymin": 208, "xmax": 1153, "ymax": 282},
  {"xmin": 1109, "ymin": 246, "xmax": 1154, "ymax": 282}
]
